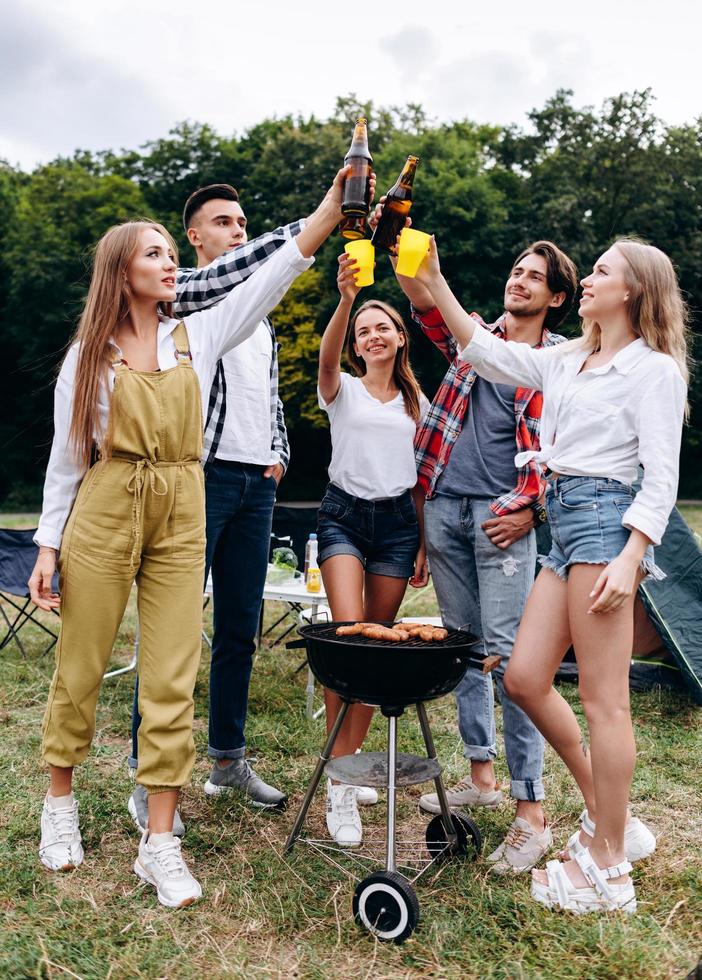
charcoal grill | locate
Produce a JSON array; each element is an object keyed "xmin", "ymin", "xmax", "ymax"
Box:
[{"xmin": 284, "ymin": 621, "xmax": 500, "ymax": 943}]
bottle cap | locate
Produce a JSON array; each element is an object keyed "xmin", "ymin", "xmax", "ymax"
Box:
[{"xmin": 309, "ymin": 533, "xmax": 317, "ymax": 540}]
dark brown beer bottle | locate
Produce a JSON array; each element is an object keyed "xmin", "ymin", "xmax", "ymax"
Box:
[
  {"xmin": 338, "ymin": 215, "xmax": 368, "ymax": 240},
  {"xmin": 371, "ymin": 155, "xmax": 420, "ymax": 253},
  {"xmin": 341, "ymin": 118, "xmax": 373, "ymax": 231}
]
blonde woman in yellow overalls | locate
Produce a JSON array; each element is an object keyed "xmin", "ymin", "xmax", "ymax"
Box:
[{"xmin": 29, "ymin": 173, "xmax": 346, "ymax": 907}]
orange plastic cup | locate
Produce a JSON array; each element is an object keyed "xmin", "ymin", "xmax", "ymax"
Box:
[
  {"xmin": 396, "ymin": 227, "xmax": 431, "ymax": 278},
  {"xmin": 344, "ymin": 239, "xmax": 375, "ymax": 287}
]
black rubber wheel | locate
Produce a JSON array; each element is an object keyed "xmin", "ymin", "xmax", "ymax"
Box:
[
  {"xmin": 352, "ymin": 871, "xmax": 420, "ymax": 943},
  {"xmin": 425, "ymin": 810, "xmax": 482, "ymax": 861}
]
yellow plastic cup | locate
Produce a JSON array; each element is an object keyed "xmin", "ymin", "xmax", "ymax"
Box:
[
  {"xmin": 344, "ymin": 239, "xmax": 375, "ymax": 287},
  {"xmin": 396, "ymin": 227, "xmax": 431, "ymax": 278}
]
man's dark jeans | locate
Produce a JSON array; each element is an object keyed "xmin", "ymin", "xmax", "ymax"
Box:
[{"xmin": 129, "ymin": 460, "xmax": 277, "ymax": 766}]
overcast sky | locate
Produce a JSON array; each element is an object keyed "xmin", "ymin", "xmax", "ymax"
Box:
[{"xmin": 1, "ymin": 0, "xmax": 699, "ymax": 171}]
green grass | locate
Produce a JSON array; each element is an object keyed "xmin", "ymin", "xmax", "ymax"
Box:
[{"xmin": 0, "ymin": 516, "xmax": 701, "ymax": 979}]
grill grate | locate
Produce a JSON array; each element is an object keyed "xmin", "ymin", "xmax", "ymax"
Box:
[{"xmin": 298, "ymin": 621, "xmax": 479, "ymax": 650}]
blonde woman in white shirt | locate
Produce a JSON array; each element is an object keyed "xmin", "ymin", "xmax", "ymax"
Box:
[
  {"xmin": 412, "ymin": 235, "xmax": 688, "ymax": 914},
  {"xmin": 317, "ymin": 253, "xmax": 429, "ymax": 846}
]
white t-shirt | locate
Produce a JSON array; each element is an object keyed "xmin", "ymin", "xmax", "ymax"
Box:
[
  {"xmin": 318, "ymin": 372, "xmax": 429, "ymax": 500},
  {"xmin": 216, "ymin": 322, "xmax": 278, "ymax": 466}
]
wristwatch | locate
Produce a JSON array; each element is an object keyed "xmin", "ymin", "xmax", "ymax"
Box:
[{"xmin": 532, "ymin": 502, "xmax": 548, "ymax": 527}]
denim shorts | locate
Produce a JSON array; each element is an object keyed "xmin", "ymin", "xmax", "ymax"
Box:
[
  {"xmin": 539, "ymin": 476, "xmax": 665, "ymax": 582},
  {"xmin": 316, "ymin": 483, "xmax": 419, "ymax": 579}
]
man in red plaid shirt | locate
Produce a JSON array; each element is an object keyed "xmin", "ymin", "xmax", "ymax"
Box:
[{"xmin": 394, "ymin": 241, "xmax": 578, "ymax": 873}]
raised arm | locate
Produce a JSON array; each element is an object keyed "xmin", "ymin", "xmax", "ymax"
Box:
[
  {"xmin": 190, "ymin": 168, "xmax": 353, "ymax": 364},
  {"xmin": 318, "ymin": 252, "xmax": 362, "ymax": 404},
  {"xmin": 175, "ymin": 221, "xmax": 305, "ymax": 315},
  {"xmin": 416, "ymin": 237, "xmax": 547, "ymax": 389}
]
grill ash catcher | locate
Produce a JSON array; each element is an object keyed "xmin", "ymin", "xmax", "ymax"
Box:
[{"xmin": 284, "ymin": 621, "xmax": 501, "ymax": 943}]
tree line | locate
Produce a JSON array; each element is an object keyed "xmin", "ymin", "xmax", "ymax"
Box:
[{"xmin": 1, "ymin": 89, "xmax": 700, "ymax": 506}]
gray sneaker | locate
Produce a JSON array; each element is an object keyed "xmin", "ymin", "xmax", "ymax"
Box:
[
  {"xmin": 128, "ymin": 784, "xmax": 185, "ymax": 838},
  {"xmin": 419, "ymin": 777, "xmax": 504, "ymax": 814},
  {"xmin": 204, "ymin": 759, "xmax": 287, "ymax": 809}
]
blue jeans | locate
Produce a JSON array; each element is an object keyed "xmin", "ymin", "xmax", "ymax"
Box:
[
  {"xmin": 424, "ymin": 495, "xmax": 545, "ymax": 802},
  {"xmin": 130, "ymin": 460, "xmax": 276, "ymax": 766}
]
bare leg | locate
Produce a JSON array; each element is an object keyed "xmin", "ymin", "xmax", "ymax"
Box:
[
  {"xmin": 504, "ymin": 568, "xmax": 595, "ymax": 812},
  {"xmin": 567, "ymin": 565, "xmax": 639, "ymax": 879},
  {"xmin": 533, "ymin": 564, "xmax": 640, "ymax": 888},
  {"xmin": 320, "ymin": 555, "xmax": 368, "ymax": 758},
  {"xmin": 49, "ymin": 765, "xmax": 73, "ymax": 797},
  {"xmin": 147, "ymin": 790, "xmax": 180, "ymax": 835}
]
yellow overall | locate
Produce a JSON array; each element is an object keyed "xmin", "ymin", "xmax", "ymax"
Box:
[{"xmin": 42, "ymin": 323, "xmax": 205, "ymax": 792}]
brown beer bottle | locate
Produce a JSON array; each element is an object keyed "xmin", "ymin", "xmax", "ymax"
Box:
[
  {"xmin": 371, "ymin": 155, "xmax": 420, "ymax": 253},
  {"xmin": 340, "ymin": 118, "xmax": 373, "ymax": 234},
  {"xmin": 338, "ymin": 215, "xmax": 368, "ymax": 240}
]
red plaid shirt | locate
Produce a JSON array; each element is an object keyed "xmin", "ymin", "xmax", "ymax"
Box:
[{"xmin": 413, "ymin": 307, "xmax": 565, "ymax": 514}]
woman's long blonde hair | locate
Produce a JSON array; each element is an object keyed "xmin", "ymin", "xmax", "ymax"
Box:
[
  {"xmin": 581, "ymin": 237, "xmax": 690, "ymax": 385},
  {"xmin": 66, "ymin": 220, "xmax": 178, "ymax": 469},
  {"xmin": 346, "ymin": 300, "xmax": 423, "ymax": 422}
]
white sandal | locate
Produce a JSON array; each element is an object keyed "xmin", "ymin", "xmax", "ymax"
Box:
[
  {"xmin": 531, "ymin": 847, "xmax": 636, "ymax": 914},
  {"xmin": 563, "ymin": 810, "xmax": 656, "ymax": 862}
]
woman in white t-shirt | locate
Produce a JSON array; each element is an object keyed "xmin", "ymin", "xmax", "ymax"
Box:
[
  {"xmin": 317, "ymin": 252, "xmax": 429, "ymax": 846},
  {"xmin": 413, "ymin": 235, "xmax": 688, "ymax": 914}
]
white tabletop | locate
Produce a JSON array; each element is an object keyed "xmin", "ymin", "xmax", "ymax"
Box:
[{"xmin": 262, "ymin": 578, "xmax": 328, "ymax": 603}]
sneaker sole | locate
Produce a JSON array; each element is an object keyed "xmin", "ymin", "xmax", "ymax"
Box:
[
  {"xmin": 40, "ymin": 854, "xmax": 82, "ymax": 872},
  {"xmin": 419, "ymin": 796, "xmax": 503, "ymax": 815},
  {"xmin": 203, "ymin": 780, "xmax": 287, "ymax": 810},
  {"xmin": 133, "ymin": 859, "xmax": 202, "ymax": 909},
  {"xmin": 531, "ymin": 880, "xmax": 637, "ymax": 915}
]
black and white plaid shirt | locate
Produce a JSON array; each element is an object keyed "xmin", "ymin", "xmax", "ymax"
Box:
[{"xmin": 174, "ymin": 220, "xmax": 304, "ymax": 467}]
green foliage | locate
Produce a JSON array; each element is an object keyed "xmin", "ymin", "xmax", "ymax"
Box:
[{"xmin": 2, "ymin": 90, "xmax": 701, "ymax": 503}]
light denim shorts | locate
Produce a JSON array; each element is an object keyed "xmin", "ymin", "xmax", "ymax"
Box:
[{"xmin": 539, "ymin": 476, "xmax": 665, "ymax": 582}]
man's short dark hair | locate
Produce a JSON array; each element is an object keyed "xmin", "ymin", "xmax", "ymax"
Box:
[
  {"xmin": 182, "ymin": 183, "xmax": 239, "ymax": 232},
  {"xmin": 513, "ymin": 241, "xmax": 578, "ymax": 329}
]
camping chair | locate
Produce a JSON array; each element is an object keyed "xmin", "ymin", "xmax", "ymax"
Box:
[{"xmin": 0, "ymin": 528, "xmax": 59, "ymax": 657}]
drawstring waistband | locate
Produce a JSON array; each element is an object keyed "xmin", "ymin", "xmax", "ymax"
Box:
[{"xmin": 121, "ymin": 458, "xmax": 199, "ymax": 569}]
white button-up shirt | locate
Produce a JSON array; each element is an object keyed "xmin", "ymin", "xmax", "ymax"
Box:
[
  {"xmin": 459, "ymin": 326, "xmax": 686, "ymax": 545},
  {"xmin": 35, "ymin": 239, "xmax": 313, "ymax": 550}
]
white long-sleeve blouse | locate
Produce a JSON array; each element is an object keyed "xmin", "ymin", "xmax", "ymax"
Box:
[
  {"xmin": 459, "ymin": 324, "xmax": 686, "ymax": 546},
  {"xmin": 35, "ymin": 239, "xmax": 313, "ymax": 550}
]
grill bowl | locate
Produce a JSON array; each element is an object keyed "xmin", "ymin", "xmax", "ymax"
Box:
[{"xmin": 296, "ymin": 621, "xmax": 481, "ymax": 708}]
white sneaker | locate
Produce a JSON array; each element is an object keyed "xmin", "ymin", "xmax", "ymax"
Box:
[
  {"xmin": 487, "ymin": 816, "xmax": 553, "ymax": 875},
  {"xmin": 39, "ymin": 794, "xmax": 84, "ymax": 872},
  {"xmin": 356, "ymin": 786, "xmax": 379, "ymax": 806},
  {"xmin": 326, "ymin": 780, "xmax": 362, "ymax": 847},
  {"xmin": 419, "ymin": 777, "xmax": 503, "ymax": 814},
  {"xmin": 565, "ymin": 810, "xmax": 656, "ymax": 863},
  {"xmin": 134, "ymin": 831, "xmax": 202, "ymax": 908}
]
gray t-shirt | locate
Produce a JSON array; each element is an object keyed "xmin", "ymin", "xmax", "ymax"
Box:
[{"xmin": 436, "ymin": 377, "xmax": 518, "ymax": 499}]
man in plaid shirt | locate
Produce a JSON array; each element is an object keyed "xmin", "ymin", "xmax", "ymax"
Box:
[
  {"xmin": 393, "ymin": 240, "xmax": 578, "ymax": 873},
  {"xmin": 128, "ymin": 185, "xmax": 311, "ymax": 831}
]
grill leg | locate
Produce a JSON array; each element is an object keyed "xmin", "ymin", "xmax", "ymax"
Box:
[
  {"xmin": 385, "ymin": 714, "xmax": 398, "ymax": 873},
  {"xmin": 283, "ymin": 699, "xmax": 351, "ymax": 853},
  {"xmin": 416, "ymin": 702, "xmax": 458, "ymax": 846}
]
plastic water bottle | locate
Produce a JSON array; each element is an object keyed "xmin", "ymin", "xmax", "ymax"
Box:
[{"xmin": 304, "ymin": 533, "xmax": 318, "ymax": 584}]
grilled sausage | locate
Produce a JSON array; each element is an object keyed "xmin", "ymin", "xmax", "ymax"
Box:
[{"xmin": 361, "ymin": 625, "xmax": 409, "ymax": 642}]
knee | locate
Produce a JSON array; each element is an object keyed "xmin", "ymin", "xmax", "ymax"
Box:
[
  {"xmin": 503, "ymin": 664, "xmax": 544, "ymax": 706},
  {"xmin": 579, "ymin": 686, "xmax": 631, "ymax": 727}
]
